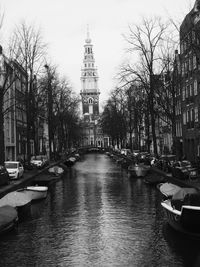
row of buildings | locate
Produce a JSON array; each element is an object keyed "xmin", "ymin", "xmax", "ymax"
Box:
[
  {"xmin": 0, "ymin": 46, "xmax": 49, "ymax": 162},
  {"xmin": 158, "ymin": 0, "xmax": 200, "ymax": 162}
]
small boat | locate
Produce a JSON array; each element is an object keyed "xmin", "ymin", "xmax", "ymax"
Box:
[
  {"xmin": 18, "ymin": 186, "xmax": 48, "ymax": 201},
  {"xmin": 0, "ymin": 191, "xmax": 32, "ymax": 220},
  {"xmin": 157, "ymin": 182, "xmax": 182, "ymax": 198},
  {"xmin": 0, "ymin": 205, "xmax": 18, "ymax": 234},
  {"xmin": 74, "ymin": 153, "xmax": 81, "ymax": 160},
  {"xmin": 48, "ymin": 166, "xmax": 64, "ymax": 176},
  {"xmin": 128, "ymin": 164, "xmax": 150, "ymax": 177},
  {"xmin": 161, "ymin": 188, "xmax": 200, "ymax": 238},
  {"xmin": 64, "ymin": 157, "xmax": 76, "ymax": 167}
]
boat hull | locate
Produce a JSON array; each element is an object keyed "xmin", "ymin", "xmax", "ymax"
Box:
[
  {"xmin": 20, "ymin": 186, "xmax": 48, "ymax": 201},
  {"xmin": 161, "ymin": 200, "xmax": 200, "ymax": 238},
  {"xmin": 0, "ymin": 205, "xmax": 18, "ymax": 235}
]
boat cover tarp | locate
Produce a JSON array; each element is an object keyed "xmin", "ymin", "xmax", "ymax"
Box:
[
  {"xmin": 171, "ymin": 188, "xmax": 200, "ymax": 210},
  {"xmin": 0, "ymin": 191, "xmax": 31, "ymax": 208},
  {"xmin": 159, "ymin": 183, "xmax": 181, "ymax": 197},
  {"xmin": 0, "ymin": 205, "xmax": 17, "ymax": 227}
]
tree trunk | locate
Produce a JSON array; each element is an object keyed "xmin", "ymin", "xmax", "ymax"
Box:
[
  {"xmin": 0, "ymin": 91, "xmax": 5, "ymax": 164},
  {"xmin": 150, "ymin": 75, "xmax": 158, "ymax": 155}
]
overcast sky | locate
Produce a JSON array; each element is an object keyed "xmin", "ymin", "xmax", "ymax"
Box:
[{"xmin": 0, "ymin": 0, "xmax": 194, "ymax": 107}]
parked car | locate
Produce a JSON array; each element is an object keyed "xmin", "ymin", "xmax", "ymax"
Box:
[
  {"xmin": 120, "ymin": 149, "xmax": 131, "ymax": 156},
  {"xmin": 172, "ymin": 160, "xmax": 198, "ymax": 180},
  {"xmin": 0, "ymin": 165, "xmax": 9, "ymax": 186},
  {"xmin": 4, "ymin": 161, "xmax": 24, "ymax": 179},
  {"xmin": 30, "ymin": 155, "xmax": 49, "ymax": 169}
]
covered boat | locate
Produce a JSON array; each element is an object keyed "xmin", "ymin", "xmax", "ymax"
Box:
[
  {"xmin": 161, "ymin": 187, "xmax": 200, "ymax": 237},
  {"xmin": 19, "ymin": 186, "xmax": 48, "ymax": 201},
  {"xmin": 48, "ymin": 166, "xmax": 64, "ymax": 176},
  {"xmin": 0, "ymin": 191, "xmax": 32, "ymax": 219},
  {"xmin": 0, "ymin": 205, "xmax": 18, "ymax": 234},
  {"xmin": 157, "ymin": 182, "xmax": 182, "ymax": 198}
]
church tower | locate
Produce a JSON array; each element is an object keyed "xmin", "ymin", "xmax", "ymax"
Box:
[
  {"xmin": 80, "ymin": 29, "xmax": 100, "ymax": 120},
  {"xmin": 79, "ymin": 29, "xmax": 109, "ymax": 148}
]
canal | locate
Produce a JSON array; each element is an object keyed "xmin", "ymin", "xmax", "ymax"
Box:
[{"xmin": 0, "ymin": 153, "xmax": 200, "ymax": 266}]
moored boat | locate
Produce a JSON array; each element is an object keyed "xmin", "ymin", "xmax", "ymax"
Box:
[
  {"xmin": 0, "ymin": 205, "xmax": 18, "ymax": 235},
  {"xmin": 48, "ymin": 166, "xmax": 64, "ymax": 176},
  {"xmin": 64, "ymin": 157, "xmax": 76, "ymax": 167},
  {"xmin": 157, "ymin": 182, "xmax": 182, "ymax": 198},
  {"xmin": 0, "ymin": 192, "xmax": 31, "ymax": 220},
  {"xmin": 161, "ymin": 188, "xmax": 200, "ymax": 238},
  {"xmin": 19, "ymin": 186, "xmax": 48, "ymax": 201},
  {"xmin": 128, "ymin": 164, "xmax": 150, "ymax": 178}
]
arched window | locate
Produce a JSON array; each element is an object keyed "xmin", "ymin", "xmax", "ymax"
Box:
[{"xmin": 88, "ymin": 98, "xmax": 93, "ymax": 104}]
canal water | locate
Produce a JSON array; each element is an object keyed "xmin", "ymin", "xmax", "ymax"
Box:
[{"xmin": 0, "ymin": 153, "xmax": 200, "ymax": 267}]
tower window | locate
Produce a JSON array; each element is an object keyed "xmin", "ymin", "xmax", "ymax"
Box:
[
  {"xmin": 85, "ymin": 64, "xmax": 87, "ymax": 67},
  {"xmin": 88, "ymin": 98, "xmax": 93, "ymax": 104}
]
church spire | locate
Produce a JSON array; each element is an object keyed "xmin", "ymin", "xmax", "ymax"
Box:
[{"xmin": 86, "ymin": 25, "xmax": 91, "ymax": 44}]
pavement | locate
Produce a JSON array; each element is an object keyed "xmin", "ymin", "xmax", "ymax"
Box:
[{"xmin": 0, "ymin": 160, "xmax": 64, "ymax": 199}]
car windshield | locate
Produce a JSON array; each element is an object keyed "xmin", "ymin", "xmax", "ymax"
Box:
[{"xmin": 5, "ymin": 163, "xmax": 18, "ymax": 168}]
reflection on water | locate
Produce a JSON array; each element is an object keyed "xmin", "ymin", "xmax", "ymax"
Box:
[{"xmin": 0, "ymin": 153, "xmax": 199, "ymax": 266}]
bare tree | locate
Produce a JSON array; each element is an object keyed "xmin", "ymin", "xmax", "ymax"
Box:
[
  {"xmin": 122, "ymin": 16, "xmax": 168, "ymax": 155},
  {"xmin": 9, "ymin": 21, "xmax": 47, "ymax": 162}
]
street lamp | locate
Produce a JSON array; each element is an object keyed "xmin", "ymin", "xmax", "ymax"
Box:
[{"xmin": 44, "ymin": 64, "xmax": 53, "ymax": 160}]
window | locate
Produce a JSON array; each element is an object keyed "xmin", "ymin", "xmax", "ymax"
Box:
[
  {"xmin": 189, "ymin": 56, "xmax": 192, "ymax": 71},
  {"xmin": 193, "ymin": 55, "xmax": 197, "ymax": 69},
  {"xmin": 88, "ymin": 98, "xmax": 93, "ymax": 104},
  {"xmin": 190, "ymin": 84, "xmax": 193, "ymax": 96},
  {"xmin": 195, "ymin": 106, "xmax": 199, "ymax": 122},
  {"xmin": 191, "ymin": 108, "xmax": 194, "ymax": 122},
  {"xmin": 182, "ymin": 63, "xmax": 184, "ymax": 76},
  {"xmin": 194, "ymin": 80, "xmax": 198, "ymax": 95},
  {"xmin": 183, "ymin": 112, "xmax": 186, "ymax": 124},
  {"xmin": 182, "ymin": 86, "xmax": 185, "ymax": 100},
  {"xmin": 185, "ymin": 85, "xmax": 189, "ymax": 98},
  {"xmin": 186, "ymin": 110, "xmax": 190, "ymax": 123}
]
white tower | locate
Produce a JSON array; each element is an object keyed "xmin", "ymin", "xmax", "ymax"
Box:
[{"xmin": 80, "ymin": 28, "xmax": 100, "ymax": 119}]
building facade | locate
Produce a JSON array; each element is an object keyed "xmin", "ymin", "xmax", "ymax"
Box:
[
  {"xmin": 179, "ymin": 1, "xmax": 200, "ymax": 162},
  {"xmin": 0, "ymin": 45, "xmax": 49, "ymax": 162},
  {"xmin": 80, "ymin": 31, "xmax": 110, "ymax": 147}
]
